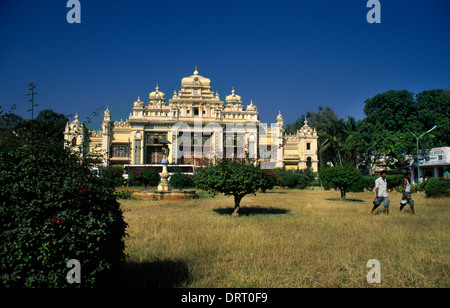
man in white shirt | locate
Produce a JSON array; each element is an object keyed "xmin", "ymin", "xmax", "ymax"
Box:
[{"xmin": 371, "ymin": 170, "xmax": 390, "ymax": 215}]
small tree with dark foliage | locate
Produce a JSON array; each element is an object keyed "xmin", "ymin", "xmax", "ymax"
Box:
[
  {"xmin": 319, "ymin": 166, "xmax": 362, "ymax": 199},
  {"xmin": 194, "ymin": 156, "xmax": 277, "ymax": 217}
]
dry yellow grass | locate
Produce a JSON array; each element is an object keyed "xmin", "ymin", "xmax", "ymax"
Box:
[{"xmin": 119, "ymin": 188, "xmax": 450, "ymax": 288}]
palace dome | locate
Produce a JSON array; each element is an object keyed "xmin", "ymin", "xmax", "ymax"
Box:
[
  {"xmin": 181, "ymin": 67, "xmax": 211, "ymax": 87},
  {"xmin": 225, "ymin": 87, "xmax": 242, "ymax": 104},
  {"xmin": 149, "ymin": 85, "xmax": 165, "ymax": 101}
]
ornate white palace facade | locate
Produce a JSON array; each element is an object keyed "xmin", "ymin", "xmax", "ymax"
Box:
[{"xmin": 65, "ymin": 68, "xmax": 318, "ymax": 171}]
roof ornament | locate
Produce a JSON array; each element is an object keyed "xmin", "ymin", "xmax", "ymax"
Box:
[
  {"xmin": 277, "ymin": 110, "xmax": 283, "ymax": 122},
  {"xmin": 194, "ymin": 66, "xmax": 198, "ymax": 76}
]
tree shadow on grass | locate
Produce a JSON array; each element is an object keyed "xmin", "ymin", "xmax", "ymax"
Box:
[
  {"xmin": 101, "ymin": 260, "xmax": 190, "ymax": 288},
  {"xmin": 213, "ymin": 206, "xmax": 290, "ymax": 216}
]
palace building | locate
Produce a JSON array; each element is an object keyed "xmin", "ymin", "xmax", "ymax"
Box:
[{"xmin": 64, "ymin": 68, "xmax": 318, "ymax": 172}]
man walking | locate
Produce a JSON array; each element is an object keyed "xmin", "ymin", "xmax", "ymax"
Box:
[
  {"xmin": 400, "ymin": 172, "xmax": 415, "ymax": 214},
  {"xmin": 371, "ymin": 170, "xmax": 389, "ymax": 215}
]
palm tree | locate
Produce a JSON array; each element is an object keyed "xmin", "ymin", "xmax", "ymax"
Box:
[{"xmin": 320, "ymin": 117, "xmax": 346, "ymax": 167}]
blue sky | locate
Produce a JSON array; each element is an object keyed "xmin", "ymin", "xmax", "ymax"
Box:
[{"xmin": 1, "ymin": 0, "xmax": 449, "ymax": 130}]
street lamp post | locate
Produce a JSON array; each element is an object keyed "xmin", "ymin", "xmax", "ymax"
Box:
[{"xmin": 408, "ymin": 125, "xmax": 437, "ymax": 191}]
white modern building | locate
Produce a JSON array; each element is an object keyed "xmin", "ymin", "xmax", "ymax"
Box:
[{"xmin": 410, "ymin": 147, "xmax": 450, "ymax": 183}]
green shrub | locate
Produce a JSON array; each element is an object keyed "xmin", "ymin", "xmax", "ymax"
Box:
[
  {"xmin": 170, "ymin": 172, "xmax": 194, "ymax": 189},
  {"xmin": 296, "ymin": 173, "xmax": 309, "ymax": 189},
  {"xmin": 114, "ymin": 189, "xmax": 134, "ymax": 200},
  {"xmin": 362, "ymin": 175, "xmax": 377, "ymax": 191},
  {"xmin": 348, "ymin": 176, "xmax": 366, "ymax": 192},
  {"xmin": 0, "ymin": 143, "xmax": 127, "ymax": 287},
  {"xmin": 386, "ymin": 174, "xmax": 404, "ymax": 190},
  {"xmin": 129, "ymin": 167, "xmax": 160, "ymax": 188},
  {"xmin": 274, "ymin": 169, "xmax": 309, "ymax": 189},
  {"xmin": 309, "ymin": 181, "xmax": 320, "ymax": 187},
  {"xmin": 425, "ymin": 178, "xmax": 450, "ymax": 197},
  {"xmin": 99, "ymin": 166, "xmax": 124, "ymax": 188},
  {"xmin": 281, "ymin": 171, "xmax": 299, "ymax": 188}
]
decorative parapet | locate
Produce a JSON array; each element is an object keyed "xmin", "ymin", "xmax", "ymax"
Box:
[
  {"xmin": 112, "ymin": 120, "xmax": 132, "ymax": 129},
  {"xmin": 89, "ymin": 130, "xmax": 103, "ymax": 138}
]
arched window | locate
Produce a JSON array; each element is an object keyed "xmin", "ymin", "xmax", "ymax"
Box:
[{"xmin": 306, "ymin": 156, "xmax": 312, "ymax": 169}]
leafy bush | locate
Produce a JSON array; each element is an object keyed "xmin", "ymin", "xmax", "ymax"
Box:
[
  {"xmin": 319, "ymin": 166, "xmax": 362, "ymax": 199},
  {"xmin": 309, "ymin": 181, "xmax": 320, "ymax": 187},
  {"xmin": 170, "ymin": 172, "xmax": 194, "ymax": 189},
  {"xmin": 348, "ymin": 176, "xmax": 367, "ymax": 192},
  {"xmin": 114, "ymin": 189, "xmax": 134, "ymax": 200},
  {"xmin": 99, "ymin": 166, "xmax": 124, "ymax": 188},
  {"xmin": 274, "ymin": 169, "xmax": 309, "ymax": 189},
  {"xmin": 129, "ymin": 167, "xmax": 160, "ymax": 188},
  {"xmin": 279, "ymin": 171, "xmax": 299, "ymax": 188},
  {"xmin": 362, "ymin": 175, "xmax": 377, "ymax": 191},
  {"xmin": 425, "ymin": 178, "xmax": 450, "ymax": 197},
  {"xmin": 298, "ymin": 168, "xmax": 317, "ymax": 183},
  {"xmin": 386, "ymin": 174, "xmax": 404, "ymax": 190},
  {"xmin": 0, "ymin": 143, "xmax": 127, "ymax": 287}
]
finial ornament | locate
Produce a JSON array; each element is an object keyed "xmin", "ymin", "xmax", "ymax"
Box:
[
  {"xmin": 194, "ymin": 66, "xmax": 198, "ymax": 75},
  {"xmin": 277, "ymin": 110, "xmax": 283, "ymax": 122}
]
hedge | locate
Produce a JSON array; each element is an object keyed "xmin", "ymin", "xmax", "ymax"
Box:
[{"xmin": 425, "ymin": 178, "xmax": 450, "ymax": 198}]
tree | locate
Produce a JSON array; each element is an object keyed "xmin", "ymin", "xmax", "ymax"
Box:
[
  {"xmin": 286, "ymin": 107, "xmax": 355, "ymax": 167},
  {"xmin": 363, "ymin": 89, "xmax": 417, "ymax": 133},
  {"xmin": 34, "ymin": 109, "xmax": 68, "ymax": 142},
  {"xmin": 319, "ymin": 166, "xmax": 362, "ymax": 199},
  {"xmin": 415, "ymin": 89, "xmax": 450, "ymax": 148},
  {"xmin": 1, "ymin": 81, "xmax": 67, "ymax": 149},
  {"xmin": 194, "ymin": 157, "xmax": 277, "ymax": 217},
  {"xmin": 352, "ymin": 89, "xmax": 448, "ymax": 174},
  {"xmin": 0, "ymin": 109, "xmax": 24, "ymax": 150}
]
